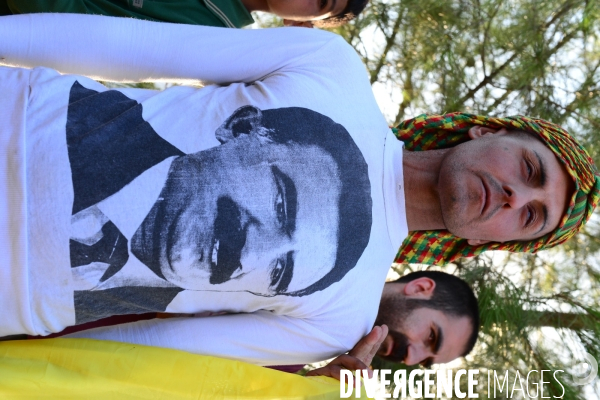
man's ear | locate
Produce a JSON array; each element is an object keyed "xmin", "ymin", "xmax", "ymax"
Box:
[
  {"xmin": 215, "ymin": 105, "xmax": 264, "ymax": 144},
  {"xmin": 467, "ymin": 238, "xmax": 491, "ymax": 246},
  {"xmin": 402, "ymin": 277, "xmax": 436, "ymax": 299},
  {"xmin": 283, "ymin": 19, "xmax": 314, "ymax": 28},
  {"xmin": 467, "ymin": 125, "xmax": 500, "ymax": 140}
]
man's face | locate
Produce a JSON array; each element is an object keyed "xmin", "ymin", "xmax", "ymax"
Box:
[
  {"xmin": 137, "ymin": 131, "xmax": 341, "ymax": 295},
  {"xmin": 437, "ymin": 127, "xmax": 574, "ymax": 244},
  {"xmin": 264, "ymin": 0, "xmax": 348, "ymax": 22},
  {"xmin": 376, "ymin": 294, "xmax": 473, "ymax": 366}
]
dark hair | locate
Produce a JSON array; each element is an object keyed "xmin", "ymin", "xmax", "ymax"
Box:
[
  {"xmin": 395, "ymin": 271, "xmax": 480, "ymax": 356},
  {"xmin": 260, "ymin": 107, "xmax": 372, "ymax": 297},
  {"xmin": 313, "ymin": 0, "xmax": 370, "ymax": 28}
]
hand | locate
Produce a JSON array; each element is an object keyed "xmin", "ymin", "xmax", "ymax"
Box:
[{"xmin": 306, "ymin": 324, "xmax": 389, "ymax": 381}]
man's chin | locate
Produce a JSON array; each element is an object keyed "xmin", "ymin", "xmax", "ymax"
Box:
[{"xmin": 441, "ymin": 207, "xmax": 480, "ymax": 238}]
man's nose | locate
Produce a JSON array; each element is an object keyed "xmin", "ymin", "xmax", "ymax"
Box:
[
  {"xmin": 404, "ymin": 343, "xmax": 432, "ymax": 366},
  {"xmin": 239, "ymin": 224, "xmax": 293, "ymax": 266},
  {"xmin": 501, "ymin": 183, "xmax": 542, "ymax": 209}
]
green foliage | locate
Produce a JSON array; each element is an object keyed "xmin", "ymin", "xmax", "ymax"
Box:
[
  {"xmin": 319, "ymin": 2, "xmax": 600, "ymax": 397},
  {"xmin": 333, "ymin": 0, "xmax": 600, "ymax": 131}
]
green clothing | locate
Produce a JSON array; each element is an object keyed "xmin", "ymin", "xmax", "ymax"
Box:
[
  {"xmin": 0, "ymin": 1, "xmax": 11, "ymax": 15},
  {"xmin": 4, "ymin": 0, "xmax": 254, "ymax": 28}
]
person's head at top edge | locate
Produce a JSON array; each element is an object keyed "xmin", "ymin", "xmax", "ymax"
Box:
[
  {"xmin": 132, "ymin": 106, "xmax": 372, "ymax": 297},
  {"xmin": 395, "ymin": 113, "xmax": 600, "ymax": 266},
  {"xmin": 376, "ymin": 271, "xmax": 479, "ymax": 367},
  {"xmin": 242, "ymin": 0, "xmax": 370, "ymax": 28}
]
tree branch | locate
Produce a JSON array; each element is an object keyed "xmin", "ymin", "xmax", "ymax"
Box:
[
  {"xmin": 370, "ymin": 10, "xmax": 404, "ymax": 84},
  {"xmin": 525, "ymin": 310, "xmax": 598, "ymax": 330},
  {"xmin": 452, "ymin": 0, "xmax": 581, "ymax": 109}
]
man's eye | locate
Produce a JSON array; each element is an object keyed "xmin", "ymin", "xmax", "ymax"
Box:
[
  {"xmin": 525, "ymin": 159, "xmax": 533, "ymax": 180},
  {"xmin": 270, "ymin": 252, "xmax": 294, "ymax": 294},
  {"xmin": 525, "ymin": 206, "xmax": 534, "ymax": 227},
  {"xmin": 271, "ymin": 165, "xmax": 297, "ymax": 236},
  {"xmin": 320, "ymin": 0, "xmax": 328, "ymax": 10},
  {"xmin": 273, "ymin": 173, "xmax": 287, "ymax": 229},
  {"xmin": 270, "ymin": 258, "xmax": 285, "ymax": 288},
  {"xmin": 275, "ymin": 192, "xmax": 285, "ymax": 224}
]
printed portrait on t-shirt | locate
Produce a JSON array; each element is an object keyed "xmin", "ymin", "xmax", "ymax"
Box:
[{"xmin": 65, "ymin": 81, "xmax": 372, "ymax": 324}]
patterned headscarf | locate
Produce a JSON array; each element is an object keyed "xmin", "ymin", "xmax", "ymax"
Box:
[{"xmin": 394, "ymin": 112, "xmax": 600, "ymax": 265}]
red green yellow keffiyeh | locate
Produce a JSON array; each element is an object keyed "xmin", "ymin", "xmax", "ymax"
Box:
[{"xmin": 393, "ymin": 112, "xmax": 600, "ymax": 265}]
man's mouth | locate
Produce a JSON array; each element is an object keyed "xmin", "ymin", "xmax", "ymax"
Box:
[
  {"xmin": 211, "ymin": 238, "xmax": 220, "ymax": 266},
  {"xmin": 209, "ymin": 196, "xmax": 246, "ymax": 285},
  {"xmin": 385, "ymin": 330, "xmax": 410, "ymax": 363},
  {"xmin": 480, "ymin": 178, "xmax": 488, "ymax": 216}
]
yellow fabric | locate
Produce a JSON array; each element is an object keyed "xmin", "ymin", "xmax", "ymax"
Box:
[{"xmin": 0, "ymin": 338, "xmax": 365, "ymax": 399}]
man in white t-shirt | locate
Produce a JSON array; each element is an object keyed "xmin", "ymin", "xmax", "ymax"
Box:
[{"xmin": 0, "ymin": 14, "xmax": 597, "ymax": 368}]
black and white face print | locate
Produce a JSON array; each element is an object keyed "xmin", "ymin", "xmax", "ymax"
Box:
[{"xmin": 67, "ymin": 83, "xmax": 372, "ymax": 304}]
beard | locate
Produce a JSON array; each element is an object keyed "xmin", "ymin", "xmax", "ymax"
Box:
[
  {"xmin": 375, "ymin": 294, "xmax": 422, "ymax": 363},
  {"xmin": 381, "ymin": 329, "xmax": 410, "ymax": 363}
]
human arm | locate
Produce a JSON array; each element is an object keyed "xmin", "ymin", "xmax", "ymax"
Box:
[
  {"xmin": 0, "ymin": 13, "xmax": 341, "ymax": 84},
  {"xmin": 64, "ymin": 310, "xmax": 356, "ymax": 366}
]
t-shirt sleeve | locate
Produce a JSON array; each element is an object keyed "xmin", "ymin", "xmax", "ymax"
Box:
[
  {"xmin": 64, "ymin": 311, "xmax": 350, "ymax": 366},
  {"xmin": 0, "ymin": 13, "xmax": 348, "ymax": 84}
]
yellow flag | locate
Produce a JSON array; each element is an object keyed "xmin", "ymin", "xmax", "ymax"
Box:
[{"xmin": 0, "ymin": 338, "xmax": 358, "ymax": 399}]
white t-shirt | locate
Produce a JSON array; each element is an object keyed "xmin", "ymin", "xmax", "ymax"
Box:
[{"xmin": 0, "ymin": 14, "xmax": 407, "ymax": 366}]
